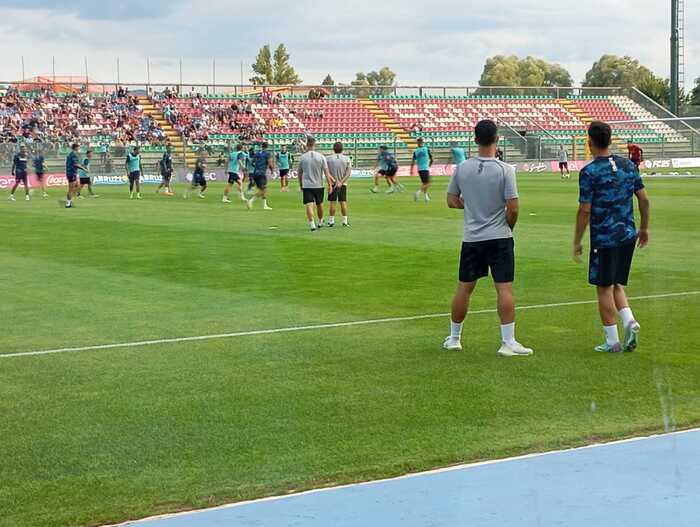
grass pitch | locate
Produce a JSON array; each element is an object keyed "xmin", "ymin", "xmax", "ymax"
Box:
[{"xmin": 1, "ymin": 174, "xmax": 699, "ymax": 527}]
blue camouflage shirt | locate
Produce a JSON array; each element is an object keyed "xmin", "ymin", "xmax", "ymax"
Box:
[{"xmin": 579, "ymin": 155, "xmax": 644, "ymax": 249}]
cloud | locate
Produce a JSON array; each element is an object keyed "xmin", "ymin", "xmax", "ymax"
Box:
[{"xmin": 0, "ymin": 0, "xmax": 697, "ymax": 88}]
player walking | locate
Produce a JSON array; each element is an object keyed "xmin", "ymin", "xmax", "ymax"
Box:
[
  {"xmin": 410, "ymin": 138, "xmax": 434, "ymax": 202},
  {"xmin": 326, "ymin": 141, "xmax": 352, "ymax": 227},
  {"xmin": 246, "ymin": 142, "xmax": 273, "ymax": 210},
  {"xmin": 186, "ymin": 152, "xmax": 208, "ymax": 199},
  {"xmin": 126, "ymin": 146, "xmax": 143, "ymax": 200},
  {"xmin": 34, "ymin": 149, "xmax": 49, "ymax": 198},
  {"xmin": 558, "ymin": 145, "xmax": 571, "ymax": 179},
  {"xmin": 299, "ymin": 137, "xmax": 334, "ymax": 231},
  {"xmin": 627, "ymin": 141, "xmax": 644, "ymax": 169},
  {"xmin": 156, "ymin": 145, "xmax": 174, "ymax": 196},
  {"xmin": 444, "ymin": 120, "xmax": 533, "ymax": 357},
  {"xmin": 451, "ymin": 143, "xmax": 466, "ymax": 165},
  {"xmin": 276, "ymin": 145, "xmax": 292, "ymax": 192},
  {"xmin": 77, "ymin": 149, "xmax": 98, "ymax": 198},
  {"xmin": 574, "ymin": 122, "xmax": 651, "ymax": 353},
  {"xmin": 223, "ymin": 144, "xmax": 246, "ymax": 203},
  {"xmin": 64, "ymin": 143, "xmax": 86, "ymax": 208},
  {"xmin": 8, "ymin": 145, "xmax": 30, "ymax": 201}
]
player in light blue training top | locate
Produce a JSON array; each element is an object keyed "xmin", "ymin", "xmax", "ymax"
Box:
[{"xmin": 410, "ymin": 138, "xmax": 434, "ymax": 203}]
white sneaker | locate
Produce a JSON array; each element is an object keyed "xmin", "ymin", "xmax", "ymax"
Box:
[
  {"xmin": 498, "ymin": 341, "xmax": 534, "ymax": 357},
  {"xmin": 246, "ymin": 199, "xmax": 253, "ymax": 210},
  {"xmin": 413, "ymin": 191, "xmax": 420, "ymax": 202},
  {"xmin": 223, "ymin": 197, "xmax": 231, "ymax": 203},
  {"xmin": 263, "ymin": 204, "xmax": 273, "ymax": 210},
  {"xmin": 198, "ymin": 193, "xmax": 205, "ymax": 199},
  {"xmin": 25, "ymin": 195, "xmax": 30, "ymax": 201},
  {"xmin": 8, "ymin": 195, "xmax": 15, "ymax": 201},
  {"xmin": 239, "ymin": 194, "xmax": 247, "ymax": 202},
  {"xmin": 443, "ymin": 336, "xmax": 463, "ymax": 351},
  {"xmin": 424, "ymin": 194, "xmax": 431, "ymax": 202},
  {"xmin": 42, "ymin": 193, "xmax": 49, "ymax": 199}
]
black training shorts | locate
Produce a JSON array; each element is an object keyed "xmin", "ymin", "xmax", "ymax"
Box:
[
  {"xmin": 253, "ymin": 172, "xmax": 267, "ymax": 189},
  {"xmin": 79, "ymin": 177, "xmax": 91, "ymax": 185},
  {"xmin": 459, "ymin": 238, "xmax": 515, "ymax": 284},
  {"xmin": 328, "ymin": 185, "xmax": 347, "ymax": 202},
  {"xmin": 303, "ymin": 187, "xmax": 324, "ymax": 205},
  {"xmin": 128, "ymin": 171, "xmax": 140, "ymax": 183},
  {"xmin": 418, "ymin": 170, "xmax": 431, "ymax": 184},
  {"xmin": 227, "ymin": 172, "xmax": 240, "ymax": 184},
  {"xmin": 589, "ymin": 241, "xmax": 636, "ymax": 287}
]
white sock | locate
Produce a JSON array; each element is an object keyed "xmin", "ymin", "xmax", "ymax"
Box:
[
  {"xmin": 309, "ymin": 220, "xmax": 316, "ymax": 229},
  {"xmin": 328, "ymin": 217, "xmax": 335, "ymax": 225},
  {"xmin": 319, "ymin": 218, "xmax": 324, "ymax": 226},
  {"xmin": 619, "ymin": 307, "xmax": 635, "ymax": 327},
  {"xmin": 450, "ymin": 320, "xmax": 463, "ymax": 339},
  {"xmin": 250, "ymin": 196, "xmax": 256, "ymax": 203},
  {"xmin": 500, "ymin": 322, "xmax": 516, "ymax": 345},
  {"xmin": 342, "ymin": 215, "xmax": 348, "ymax": 225},
  {"xmin": 604, "ymin": 325, "xmax": 620, "ymax": 346},
  {"xmin": 263, "ymin": 199, "xmax": 268, "ymax": 207}
]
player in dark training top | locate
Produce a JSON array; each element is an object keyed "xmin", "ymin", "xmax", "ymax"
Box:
[
  {"xmin": 8, "ymin": 145, "xmax": 30, "ymax": 201},
  {"xmin": 34, "ymin": 150, "xmax": 49, "ymax": 198},
  {"xmin": 64, "ymin": 143, "xmax": 86, "ymax": 208},
  {"xmin": 186, "ymin": 152, "xmax": 208, "ymax": 199},
  {"xmin": 246, "ymin": 142, "xmax": 273, "ymax": 210},
  {"xmin": 156, "ymin": 145, "xmax": 174, "ymax": 196},
  {"xmin": 574, "ymin": 122, "xmax": 651, "ymax": 354}
]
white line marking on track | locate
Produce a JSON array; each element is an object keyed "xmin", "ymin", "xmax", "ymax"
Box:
[
  {"xmin": 3, "ymin": 290, "xmax": 699, "ymax": 359},
  {"xmin": 104, "ymin": 426, "xmax": 700, "ymax": 526}
]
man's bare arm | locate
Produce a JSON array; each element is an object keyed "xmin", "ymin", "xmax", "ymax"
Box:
[
  {"xmin": 505, "ymin": 198, "xmax": 519, "ymax": 230},
  {"xmin": 636, "ymin": 188, "xmax": 650, "ymax": 248},
  {"xmin": 573, "ymin": 203, "xmax": 591, "ymax": 262},
  {"xmin": 447, "ymin": 192, "xmax": 464, "ymax": 209}
]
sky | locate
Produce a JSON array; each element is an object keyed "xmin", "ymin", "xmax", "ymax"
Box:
[{"xmin": 0, "ymin": 0, "xmax": 697, "ymax": 89}]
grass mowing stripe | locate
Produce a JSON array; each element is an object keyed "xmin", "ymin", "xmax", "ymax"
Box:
[{"xmin": 4, "ymin": 290, "xmax": 699, "ymax": 360}]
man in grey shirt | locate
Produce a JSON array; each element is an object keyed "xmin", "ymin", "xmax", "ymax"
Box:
[
  {"xmin": 298, "ymin": 136, "xmax": 334, "ymax": 231},
  {"xmin": 559, "ymin": 145, "xmax": 570, "ymax": 180},
  {"xmin": 444, "ymin": 119, "xmax": 533, "ymax": 357},
  {"xmin": 326, "ymin": 142, "xmax": 352, "ymax": 227}
]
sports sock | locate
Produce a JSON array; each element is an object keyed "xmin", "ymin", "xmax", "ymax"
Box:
[
  {"xmin": 342, "ymin": 215, "xmax": 348, "ymax": 225},
  {"xmin": 604, "ymin": 324, "xmax": 620, "ymax": 346},
  {"xmin": 328, "ymin": 217, "xmax": 335, "ymax": 225},
  {"xmin": 250, "ymin": 196, "xmax": 256, "ymax": 203},
  {"xmin": 619, "ymin": 307, "xmax": 635, "ymax": 327},
  {"xmin": 309, "ymin": 220, "xmax": 316, "ymax": 229},
  {"xmin": 263, "ymin": 199, "xmax": 269, "ymax": 207},
  {"xmin": 500, "ymin": 322, "xmax": 516, "ymax": 345},
  {"xmin": 319, "ymin": 218, "xmax": 324, "ymax": 226},
  {"xmin": 450, "ymin": 320, "xmax": 463, "ymax": 339}
]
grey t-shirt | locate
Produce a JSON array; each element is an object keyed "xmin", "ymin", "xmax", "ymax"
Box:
[
  {"xmin": 447, "ymin": 156, "xmax": 518, "ymax": 242},
  {"xmin": 326, "ymin": 153, "xmax": 351, "ymax": 185},
  {"xmin": 559, "ymin": 149, "xmax": 568, "ymax": 163},
  {"xmin": 299, "ymin": 150, "xmax": 328, "ymax": 188}
]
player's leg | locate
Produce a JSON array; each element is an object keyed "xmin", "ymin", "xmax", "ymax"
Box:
[
  {"xmin": 198, "ymin": 179, "xmax": 207, "ymax": 198},
  {"xmin": 316, "ymin": 195, "xmax": 324, "ymax": 227},
  {"xmin": 494, "ymin": 281, "xmax": 530, "ymax": 356},
  {"xmin": 261, "ymin": 183, "xmax": 271, "ymax": 209},
  {"xmin": 444, "ymin": 281, "xmax": 476, "ymax": 351},
  {"xmin": 87, "ymin": 180, "xmax": 97, "ymax": 197},
  {"xmin": 340, "ymin": 190, "xmax": 349, "ymax": 226},
  {"xmin": 223, "ymin": 181, "xmax": 232, "ymax": 202},
  {"xmin": 8, "ymin": 179, "xmax": 19, "ymax": 200},
  {"xmin": 595, "ymin": 285, "xmax": 621, "ymax": 352},
  {"xmin": 135, "ymin": 176, "xmax": 141, "ymax": 199},
  {"xmin": 129, "ymin": 175, "xmax": 135, "ymax": 198},
  {"xmin": 328, "ymin": 189, "xmax": 337, "ymax": 226},
  {"xmin": 614, "ymin": 284, "xmax": 640, "ymax": 352},
  {"xmin": 371, "ymin": 170, "xmax": 381, "ymax": 193},
  {"xmin": 22, "ymin": 177, "xmax": 30, "ymax": 200}
]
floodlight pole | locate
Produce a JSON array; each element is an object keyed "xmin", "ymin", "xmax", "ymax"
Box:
[{"xmin": 670, "ymin": 0, "xmax": 680, "ymax": 115}]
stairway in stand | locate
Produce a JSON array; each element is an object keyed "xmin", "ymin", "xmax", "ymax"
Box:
[
  {"xmin": 358, "ymin": 98, "xmax": 418, "ymax": 151},
  {"xmin": 558, "ymin": 98, "xmax": 627, "ymax": 155},
  {"xmin": 137, "ymin": 96, "xmax": 196, "ymax": 167}
]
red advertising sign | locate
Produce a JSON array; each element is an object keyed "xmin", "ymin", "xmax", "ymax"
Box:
[{"xmin": 0, "ymin": 173, "xmax": 67, "ymax": 190}]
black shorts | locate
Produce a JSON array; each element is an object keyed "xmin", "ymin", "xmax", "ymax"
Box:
[
  {"xmin": 379, "ymin": 168, "xmax": 398, "ymax": 177},
  {"xmin": 80, "ymin": 177, "xmax": 91, "ymax": 185},
  {"xmin": 192, "ymin": 172, "xmax": 207, "ymax": 187},
  {"xmin": 459, "ymin": 238, "xmax": 515, "ymax": 284},
  {"xmin": 128, "ymin": 171, "xmax": 140, "ymax": 183},
  {"xmin": 631, "ymin": 158, "xmax": 641, "ymax": 168},
  {"xmin": 328, "ymin": 185, "xmax": 347, "ymax": 202},
  {"xmin": 14, "ymin": 173, "xmax": 27, "ymax": 183},
  {"xmin": 35, "ymin": 172, "xmax": 45, "ymax": 181},
  {"xmin": 559, "ymin": 162, "xmax": 568, "ymax": 170},
  {"xmin": 418, "ymin": 170, "xmax": 431, "ymax": 184},
  {"xmin": 589, "ymin": 242, "xmax": 635, "ymax": 287},
  {"xmin": 227, "ymin": 172, "xmax": 240, "ymax": 184},
  {"xmin": 253, "ymin": 173, "xmax": 267, "ymax": 189},
  {"xmin": 303, "ymin": 188, "xmax": 324, "ymax": 205},
  {"xmin": 279, "ymin": 169, "xmax": 289, "ymax": 178},
  {"xmin": 66, "ymin": 173, "xmax": 77, "ymax": 183},
  {"xmin": 161, "ymin": 174, "xmax": 172, "ymax": 182}
]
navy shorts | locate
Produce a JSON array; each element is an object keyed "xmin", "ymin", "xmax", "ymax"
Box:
[
  {"xmin": 35, "ymin": 172, "xmax": 45, "ymax": 181},
  {"xmin": 227, "ymin": 172, "xmax": 240, "ymax": 184},
  {"xmin": 128, "ymin": 171, "xmax": 140, "ymax": 183},
  {"xmin": 253, "ymin": 172, "xmax": 267, "ymax": 189},
  {"xmin": 379, "ymin": 168, "xmax": 398, "ymax": 177},
  {"xmin": 418, "ymin": 170, "xmax": 431, "ymax": 184},
  {"xmin": 459, "ymin": 238, "xmax": 515, "ymax": 284},
  {"xmin": 279, "ymin": 169, "xmax": 290, "ymax": 178},
  {"xmin": 328, "ymin": 185, "xmax": 347, "ymax": 202},
  {"xmin": 589, "ymin": 242, "xmax": 635, "ymax": 287},
  {"xmin": 80, "ymin": 177, "xmax": 91, "ymax": 185},
  {"xmin": 193, "ymin": 172, "xmax": 207, "ymax": 187},
  {"xmin": 14, "ymin": 173, "xmax": 27, "ymax": 183},
  {"xmin": 66, "ymin": 173, "xmax": 77, "ymax": 183}
]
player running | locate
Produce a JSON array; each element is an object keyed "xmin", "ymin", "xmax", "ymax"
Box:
[
  {"xmin": 33, "ymin": 149, "xmax": 49, "ymax": 198},
  {"xmin": 223, "ymin": 144, "xmax": 246, "ymax": 203},
  {"xmin": 326, "ymin": 141, "xmax": 352, "ymax": 227},
  {"xmin": 246, "ymin": 142, "xmax": 273, "ymax": 210},
  {"xmin": 558, "ymin": 145, "xmax": 571, "ymax": 180},
  {"xmin": 77, "ymin": 149, "xmax": 98, "ymax": 198},
  {"xmin": 574, "ymin": 122, "xmax": 651, "ymax": 353},
  {"xmin": 126, "ymin": 146, "xmax": 143, "ymax": 200},
  {"xmin": 410, "ymin": 138, "xmax": 433, "ymax": 202},
  {"xmin": 298, "ymin": 137, "xmax": 334, "ymax": 231},
  {"xmin": 8, "ymin": 145, "xmax": 30, "ymax": 201},
  {"xmin": 186, "ymin": 152, "xmax": 208, "ymax": 199},
  {"xmin": 451, "ymin": 142, "xmax": 466, "ymax": 165},
  {"xmin": 371, "ymin": 146, "xmax": 402, "ymax": 194},
  {"xmin": 244, "ymin": 144, "xmax": 256, "ymax": 194},
  {"xmin": 444, "ymin": 120, "xmax": 533, "ymax": 357},
  {"xmin": 276, "ymin": 145, "xmax": 292, "ymax": 192},
  {"xmin": 64, "ymin": 143, "xmax": 86, "ymax": 209},
  {"xmin": 627, "ymin": 141, "xmax": 644, "ymax": 169},
  {"xmin": 156, "ymin": 145, "xmax": 174, "ymax": 196}
]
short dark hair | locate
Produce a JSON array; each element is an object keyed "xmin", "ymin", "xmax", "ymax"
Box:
[
  {"xmin": 588, "ymin": 121, "xmax": 612, "ymax": 149},
  {"xmin": 71, "ymin": 143, "xmax": 79, "ymax": 150},
  {"xmin": 86, "ymin": 149, "xmax": 93, "ymax": 155},
  {"xmin": 474, "ymin": 120, "xmax": 498, "ymax": 147},
  {"xmin": 261, "ymin": 142, "xmax": 269, "ymax": 149},
  {"xmin": 417, "ymin": 138, "xmax": 424, "ymax": 144},
  {"xmin": 333, "ymin": 141, "xmax": 343, "ymax": 154},
  {"xmin": 307, "ymin": 137, "xmax": 316, "ymax": 148},
  {"xmin": 236, "ymin": 143, "xmax": 243, "ymax": 151},
  {"xmin": 379, "ymin": 145, "xmax": 387, "ymax": 151}
]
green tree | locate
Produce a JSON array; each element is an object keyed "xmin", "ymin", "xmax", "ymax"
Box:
[
  {"xmin": 582, "ymin": 54, "xmax": 653, "ymax": 88},
  {"xmin": 479, "ymin": 56, "xmax": 572, "ymax": 88},
  {"xmin": 321, "ymin": 74, "xmax": 335, "ymax": 86},
  {"xmin": 690, "ymin": 77, "xmax": 700, "ymax": 106},
  {"xmin": 637, "ymin": 74, "xmax": 671, "ymax": 107},
  {"xmin": 250, "ymin": 45, "xmax": 273, "ymax": 85},
  {"xmin": 479, "ymin": 55, "xmax": 520, "ymax": 86},
  {"xmin": 351, "ymin": 67, "xmax": 396, "ymax": 96},
  {"xmin": 272, "ymin": 44, "xmax": 302, "ymax": 85}
]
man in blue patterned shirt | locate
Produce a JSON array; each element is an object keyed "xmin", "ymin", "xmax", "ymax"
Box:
[{"xmin": 573, "ymin": 121, "xmax": 650, "ymax": 353}]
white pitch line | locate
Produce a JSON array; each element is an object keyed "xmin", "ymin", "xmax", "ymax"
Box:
[{"xmin": 3, "ymin": 290, "xmax": 699, "ymax": 360}]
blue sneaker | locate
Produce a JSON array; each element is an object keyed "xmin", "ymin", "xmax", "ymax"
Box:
[
  {"xmin": 624, "ymin": 322, "xmax": 640, "ymax": 352},
  {"xmin": 595, "ymin": 342, "xmax": 623, "ymax": 353}
]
